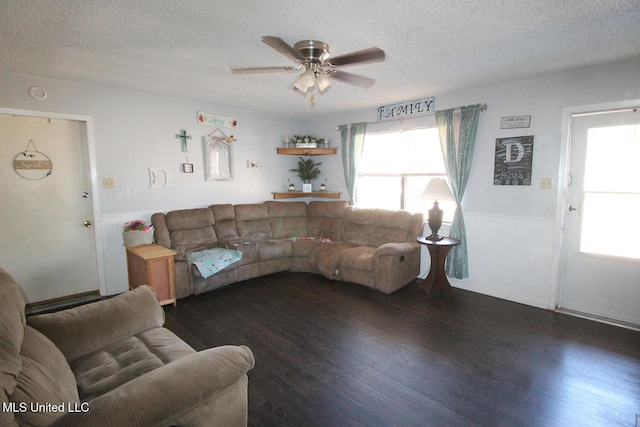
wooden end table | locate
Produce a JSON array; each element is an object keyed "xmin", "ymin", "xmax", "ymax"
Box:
[
  {"xmin": 126, "ymin": 244, "xmax": 177, "ymax": 306},
  {"xmin": 417, "ymin": 236, "xmax": 461, "ymax": 300}
]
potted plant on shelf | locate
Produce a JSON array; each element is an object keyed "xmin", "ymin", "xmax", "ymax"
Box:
[
  {"xmin": 291, "ymin": 134, "xmax": 318, "ymax": 148},
  {"xmin": 290, "ymin": 157, "xmax": 322, "ymax": 192}
]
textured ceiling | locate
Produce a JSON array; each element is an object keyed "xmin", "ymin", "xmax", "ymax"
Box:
[{"xmin": 2, "ymin": 0, "xmax": 639, "ymax": 119}]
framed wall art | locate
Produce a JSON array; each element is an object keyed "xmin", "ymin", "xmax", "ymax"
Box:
[
  {"xmin": 493, "ymin": 135, "xmax": 534, "ymax": 185},
  {"xmin": 205, "ymin": 129, "xmax": 234, "ymax": 181}
]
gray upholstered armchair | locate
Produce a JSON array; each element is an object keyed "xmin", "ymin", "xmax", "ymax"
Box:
[{"xmin": 0, "ymin": 268, "xmax": 254, "ymax": 426}]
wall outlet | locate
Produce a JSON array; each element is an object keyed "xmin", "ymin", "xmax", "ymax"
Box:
[
  {"xmin": 246, "ymin": 160, "xmax": 263, "ymax": 168},
  {"xmin": 102, "ymin": 177, "xmax": 116, "ymax": 188}
]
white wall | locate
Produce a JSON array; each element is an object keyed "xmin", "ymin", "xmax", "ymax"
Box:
[
  {"xmin": 1, "ymin": 58, "xmax": 639, "ymax": 305},
  {"xmin": 310, "ymin": 58, "xmax": 640, "ymax": 309},
  {"xmin": 0, "ymin": 71, "xmax": 309, "ymax": 294}
]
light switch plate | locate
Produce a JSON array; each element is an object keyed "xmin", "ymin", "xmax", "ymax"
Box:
[{"xmin": 540, "ymin": 178, "xmax": 553, "ymax": 189}]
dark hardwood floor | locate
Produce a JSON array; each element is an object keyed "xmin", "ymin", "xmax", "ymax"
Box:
[{"xmin": 163, "ymin": 272, "xmax": 640, "ymax": 427}]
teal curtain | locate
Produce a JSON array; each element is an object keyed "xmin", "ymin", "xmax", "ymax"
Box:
[
  {"xmin": 435, "ymin": 104, "xmax": 481, "ymax": 279},
  {"xmin": 339, "ymin": 122, "xmax": 367, "ymax": 205}
]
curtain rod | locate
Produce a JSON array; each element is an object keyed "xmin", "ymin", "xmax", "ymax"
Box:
[{"xmin": 336, "ymin": 103, "xmax": 487, "ymax": 130}]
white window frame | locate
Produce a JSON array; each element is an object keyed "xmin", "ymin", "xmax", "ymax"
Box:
[{"xmin": 355, "ymin": 126, "xmax": 454, "ymax": 220}]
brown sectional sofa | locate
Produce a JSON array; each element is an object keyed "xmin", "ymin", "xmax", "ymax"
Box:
[{"xmin": 151, "ymin": 201, "xmax": 423, "ymax": 298}]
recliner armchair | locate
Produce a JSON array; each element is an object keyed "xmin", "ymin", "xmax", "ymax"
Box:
[{"xmin": 0, "ymin": 268, "xmax": 254, "ymax": 426}]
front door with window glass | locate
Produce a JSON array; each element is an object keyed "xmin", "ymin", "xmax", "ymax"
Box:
[{"xmin": 559, "ymin": 108, "xmax": 640, "ymax": 327}]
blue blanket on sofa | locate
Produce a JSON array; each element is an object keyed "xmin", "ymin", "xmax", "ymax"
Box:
[{"xmin": 188, "ymin": 248, "xmax": 243, "ymax": 279}]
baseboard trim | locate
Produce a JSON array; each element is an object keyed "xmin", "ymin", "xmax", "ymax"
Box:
[
  {"xmin": 555, "ymin": 307, "xmax": 640, "ymax": 332},
  {"xmin": 25, "ymin": 290, "xmax": 103, "ymax": 316}
]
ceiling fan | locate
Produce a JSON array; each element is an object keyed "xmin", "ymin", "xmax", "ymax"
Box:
[{"xmin": 231, "ymin": 36, "xmax": 385, "ymax": 93}]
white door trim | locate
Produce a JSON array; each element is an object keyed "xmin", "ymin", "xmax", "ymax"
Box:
[
  {"xmin": 0, "ymin": 107, "xmax": 106, "ymax": 296},
  {"xmin": 552, "ymin": 99, "xmax": 640, "ymax": 313}
]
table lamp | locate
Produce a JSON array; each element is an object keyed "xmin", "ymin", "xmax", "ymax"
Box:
[{"xmin": 420, "ymin": 178, "xmax": 454, "ymax": 240}]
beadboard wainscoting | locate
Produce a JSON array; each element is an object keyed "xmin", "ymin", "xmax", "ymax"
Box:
[{"xmin": 449, "ymin": 212, "xmax": 557, "ymax": 310}]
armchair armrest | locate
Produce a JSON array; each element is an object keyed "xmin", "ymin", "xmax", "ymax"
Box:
[
  {"xmin": 373, "ymin": 242, "xmax": 422, "ymax": 294},
  {"xmin": 27, "ymin": 286, "xmax": 164, "ymax": 362},
  {"xmin": 50, "ymin": 345, "xmax": 255, "ymax": 427},
  {"xmin": 374, "ymin": 242, "xmax": 420, "ymax": 257}
]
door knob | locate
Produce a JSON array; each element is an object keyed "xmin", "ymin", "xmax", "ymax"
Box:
[
  {"xmin": 83, "ymin": 220, "xmax": 93, "ymax": 228},
  {"xmin": 568, "ymin": 205, "xmax": 577, "ymax": 212}
]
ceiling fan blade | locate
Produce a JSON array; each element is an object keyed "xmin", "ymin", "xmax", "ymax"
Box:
[
  {"xmin": 261, "ymin": 36, "xmax": 306, "ymax": 63},
  {"xmin": 231, "ymin": 66, "xmax": 301, "ymax": 74},
  {"xmin": 331, "ymin": 70, "xmax": 376, "ymax": 88},
  {"xmin": 328, "ymin": 47, "xmax": 385, "ymax": 67}
]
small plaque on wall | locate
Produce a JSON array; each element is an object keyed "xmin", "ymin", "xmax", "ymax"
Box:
[
  {"xmin": 500, "ymin": 115, "xmax": 531, "ymax": 129},
  {"xmin": 493, "ymin": 135, "xmax": 534, "ymax": 185},
  {"xmin": 13, "ymin": 140, "xmax": 53, "ymax": 180}
]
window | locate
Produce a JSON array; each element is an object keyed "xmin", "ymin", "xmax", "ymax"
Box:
[
  {"xmin": 356, "ymin": 127, "xmax": 455, "ymax": 221},
  {"xmin": 580, "ymin": 124, "xmax": 640, "ymax": 259}
]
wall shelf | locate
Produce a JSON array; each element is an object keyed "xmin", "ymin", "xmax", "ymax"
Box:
[
  {"xmin": 272, "ymin": 191, "xmax": 341, "ymax": 200},
  {"xmin": 276, "ymin": 147, "xmax": 337, "ymax": 156}
]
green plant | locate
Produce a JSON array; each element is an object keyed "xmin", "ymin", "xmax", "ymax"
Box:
[
  {"xmin": 289, "ymin": 134, "xmax": 318, "ymax": 144},
  {"xmin": 290, "ymin": 157, "xmax": 322, "ymax": 182}
]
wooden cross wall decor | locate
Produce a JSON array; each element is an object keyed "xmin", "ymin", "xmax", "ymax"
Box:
[{"xmin": 175, "ymin": 129, "xmax": 192, "ymax": 152}]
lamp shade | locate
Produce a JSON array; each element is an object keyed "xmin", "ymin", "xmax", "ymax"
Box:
[
  {"xmin": 421, "ymin": 178, "xmax": 453, "ymax": 240},
  {"xmin": 420, "ymin": 178, "xmax": 454, "ymax": 201}
]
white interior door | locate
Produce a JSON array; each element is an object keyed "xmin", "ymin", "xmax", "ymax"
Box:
[
  {"xmin": 559, "ymin": 107, "xmax": 640, "ymax": 327},
  {"xmin": 0, "ymin": 113, "xmax": 100, "ymax": 303}
]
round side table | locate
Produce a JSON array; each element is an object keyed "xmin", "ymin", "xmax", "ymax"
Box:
[{"xmin": 417, "ymin": 236, "xmax": 461, "ymax": 299}]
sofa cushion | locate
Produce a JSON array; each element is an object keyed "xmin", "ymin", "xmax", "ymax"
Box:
[
  {"xmin": 266, "ymin": 201, "xmax": 308, "ymax": 238},
  {"xmin": 210, "ymin": 204, "xmax": 239, "ymax": 240},
  {"xmin": 343, "ymin": 208, "xmax": 414, "ymax": 247},
  {"xmin": 11, "ymin": 325, "xmax": 79, "ymax": 426},
  {"xmin": 171, "ymin": 227, "xmax": 217, "ymax": 253},
  {"xmin": 235, "ymin": 204, "xmax": 271, "ymax": 240},
  {"xmin": 0, "ymin": 268, "xmax": 26, "ymax": 426},
  {"xmin": 166, "ymin": 208, "xmax": 217, "ymax": 253},
  {"xmin": 221, "ymin": 238, "xmax": 258, "ymax": 265},
  {"xmin": 258, "ymin": 239, "xmax": 292, "ymax": 261},
  {"xmin": 28, "ymin": 286, "xmax": 165, "ymax": 362},
  {"xmin": 307, "ymin": 201, "xmax": 348, "ymax": 240},
  {"xmin": 338, "ymin": 246, "xmax": 377, "ymax": 271},
  {"xmin": 308, "ymin": 241, "xmax": 355, "ymax": 279},
  {"xmin": 71, "ymin": 327, "xmax": 195, "ymax": 401}
]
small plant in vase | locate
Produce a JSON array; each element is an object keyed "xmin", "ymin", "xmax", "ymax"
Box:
[
  {"xmin": 290, "ymin": 157, "xmax": 322, "ymax": 192},
  {"xmin": 290, "ymin": 134, "xmax": 318, "ymax": 148}
]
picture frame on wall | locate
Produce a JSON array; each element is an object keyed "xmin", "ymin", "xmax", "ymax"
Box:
[
  {"xmin": 205, "ymin": 134, "xmax": 234, "ymax": 181},
  {"xmin": 493, "ymin": 135, "xmax": 534, "ymax": 185}
]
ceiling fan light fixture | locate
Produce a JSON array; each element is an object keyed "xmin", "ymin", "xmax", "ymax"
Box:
[
  {"xmin": 294, "ymin": 76, "xmax": 308, "ymax": 92},
  {"xmin": 300, "ymin": 68, "xmax": 315, "ymax": 88},
  {"xmin": 316, "ymin": 72, "xmax": 331, "ymax": 92},
  {"xmin": 233, "ymin": 36, "xmax": 384, "ymax": 97}
]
